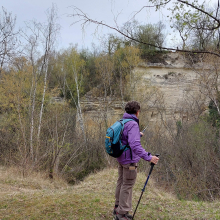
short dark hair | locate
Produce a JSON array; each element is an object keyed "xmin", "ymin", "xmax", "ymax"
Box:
[{"xmin": 125, "ymin": 101, "xmax": 140, "ymax": 114}]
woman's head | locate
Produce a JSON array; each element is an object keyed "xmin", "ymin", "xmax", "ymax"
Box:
[{"xmin": 125, "ymin": 101, "xmax": 140, "ymax": 114}]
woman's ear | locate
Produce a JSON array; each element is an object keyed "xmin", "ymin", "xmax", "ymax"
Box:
[{"xmin": 135, "ymin": 110, "xmax": 140, "ymax": 118}]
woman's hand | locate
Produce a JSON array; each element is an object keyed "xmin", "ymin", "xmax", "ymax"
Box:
[{"xmin": 150, "ymin": 156, "xmax": 159, "ymax": 164}]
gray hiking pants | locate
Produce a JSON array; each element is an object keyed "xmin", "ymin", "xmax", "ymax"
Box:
[{"xmin": 115, "ymin": 163, "xmax": 137, "ymax": 215}]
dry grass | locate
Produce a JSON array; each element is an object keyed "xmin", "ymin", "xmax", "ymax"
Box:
[
  {"xmin": 0, "ymin": 166, "xmax": 220, "ymax": 219},
  {"xmin": 0, "ymin": 166, "xmax": 68, "ymax": 196}
]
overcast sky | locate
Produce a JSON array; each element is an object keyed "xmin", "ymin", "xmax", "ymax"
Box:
[{"xmin": 1, "ymin": 0, "xmax": 216, "ymax": 51}]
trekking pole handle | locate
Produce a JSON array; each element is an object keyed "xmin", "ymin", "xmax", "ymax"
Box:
[
  {"xmin": 149, "ymin": 154, "xmax": 159, "ymax": 175},
  {"xmin": 150, "ymin": 154, "xmax": 160, "ymax": 165}
]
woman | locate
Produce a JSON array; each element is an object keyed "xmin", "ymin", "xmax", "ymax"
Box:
[{"xmin": 113, "ymin": 101, "xmax": 159, "ymax": 220}]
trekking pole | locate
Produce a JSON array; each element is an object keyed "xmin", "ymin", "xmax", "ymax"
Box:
[
  {"xmin": 140, "ymin": 125, "xmax": 148, "ymax": 137},
  {"xmin": 132, "ymin": 154, "xmax": 160, "ymax": 220},
  {"xmin": 142, "ymin": 126, "xmax": 148, "ymax": 133}
]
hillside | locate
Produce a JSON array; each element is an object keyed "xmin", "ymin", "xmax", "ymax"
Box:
[{"xmin": 0, "ymin": 167, "xmax": 220, "ymax": 220}]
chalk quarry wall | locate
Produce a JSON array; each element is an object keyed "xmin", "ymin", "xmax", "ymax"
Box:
[{"xmin": 80, "ymin": 52, "xmax": 213, "ymax": 130}]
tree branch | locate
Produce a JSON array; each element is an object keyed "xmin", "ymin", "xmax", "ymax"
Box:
[
  {"xmin": 70, "ymin": 7, "xmax": 220, "ymax": 57},
  {"xmin": 177, "ymin": 0, "xmax": 220, "ymax": 30},
  {"xmin": 129, "ymin": 0, "xmax": 172, "ymax": 21}
]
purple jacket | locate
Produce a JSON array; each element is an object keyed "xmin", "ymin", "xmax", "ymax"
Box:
[{"xmin": 117, "ymin": 113, "xmax": 152, "ymax": 165}]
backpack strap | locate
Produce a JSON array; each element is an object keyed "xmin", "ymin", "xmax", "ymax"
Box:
[
  {"xmin": 120, "ymin": 118, "xmax": 135, "ymax": 161},
  {"xmin": 118, "ymin": 118, "xmax": 133, "ymax": 140}
]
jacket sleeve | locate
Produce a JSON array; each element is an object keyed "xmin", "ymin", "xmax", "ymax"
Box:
[{"xmin": 127, "ymin": 122, "xmax": 152, "ymax": 162}]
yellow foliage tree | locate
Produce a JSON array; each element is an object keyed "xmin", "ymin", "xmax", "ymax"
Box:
[{"xmin": 113, "ymin": 46, "xmax": 141, "ymax": 101}]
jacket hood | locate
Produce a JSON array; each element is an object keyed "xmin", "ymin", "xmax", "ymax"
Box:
[{"xmin": 123, "ymin": 112, "xmax": 139, "ymax": 125}]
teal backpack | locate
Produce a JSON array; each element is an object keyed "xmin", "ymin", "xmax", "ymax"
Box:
[{"xmin": 105, "ymin": 119, "xmax": 133, "ymax": 159}]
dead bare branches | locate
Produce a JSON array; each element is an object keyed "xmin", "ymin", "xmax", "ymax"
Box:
[
  {"xmin": 69, "ymin": 1, "xmax": 220, "ymax": 58},
  {"xmin": 0, "ymin": 7, "xmax": 19, "ymax": 71}
]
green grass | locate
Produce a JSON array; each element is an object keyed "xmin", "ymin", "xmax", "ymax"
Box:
[{"xmin": 0, "ymin": 168, "xmax": 220, "ymax": 219}]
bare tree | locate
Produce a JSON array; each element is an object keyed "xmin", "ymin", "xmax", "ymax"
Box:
[
  {"xmin": 69, "ymin": 0, "xmax": 220, "ymax": 57},
  {"xmin": 197, "ymin": 55, "xmax": 220, "ymax": 115},
  {"xmin": 36, "ymin": 5, "xmax": 60, "ymax": 161},
  {"xmin": 20, "ymin": 4, "xmax": 60, "ymax": 164},
  {"xmin": 0, "ymin": 7, "xmax": 18, "ymax": 73}
]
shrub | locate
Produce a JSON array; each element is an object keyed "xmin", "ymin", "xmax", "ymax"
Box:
[{"xmin": 142, "ymin": 119, "xmax": 220, "ymax": 201}]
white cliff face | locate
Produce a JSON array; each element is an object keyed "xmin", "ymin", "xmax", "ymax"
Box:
[
  {"xmin": 133, "ymin": 52, "xmax": 212, "ymax": 126},
  {"xmin": 81, "ymin": 52, "xmax": 218, "ymax": 130}
]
